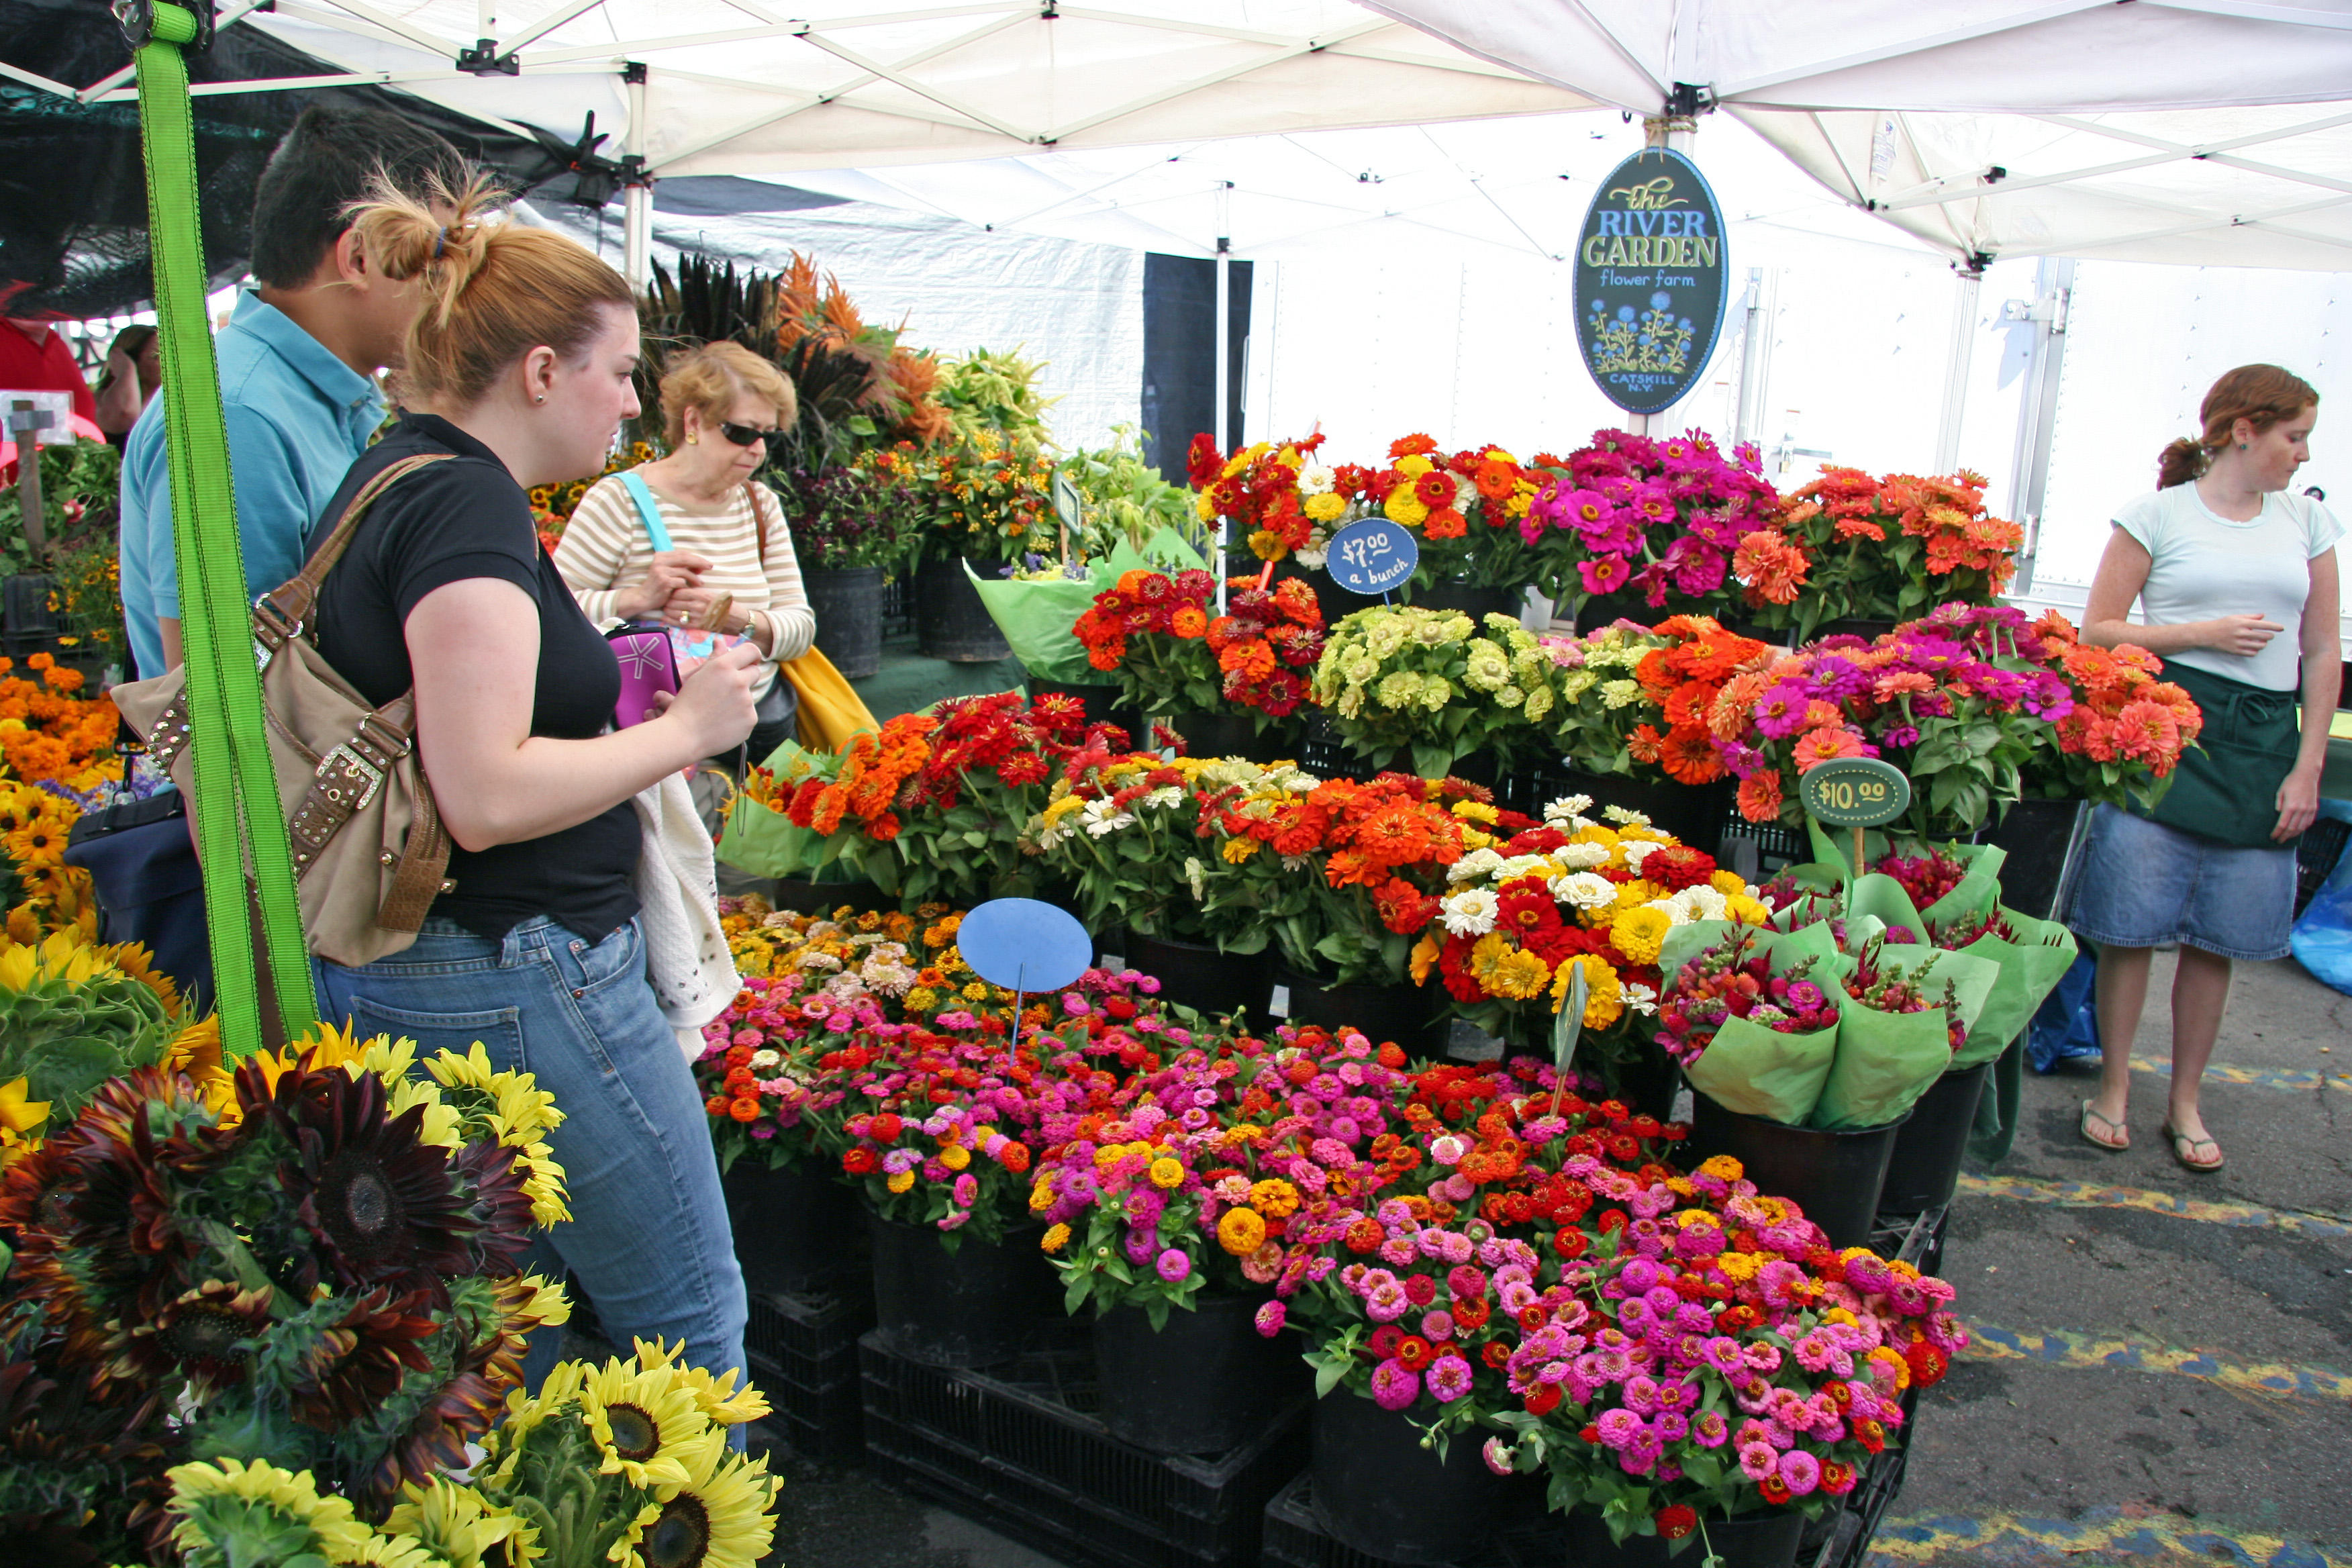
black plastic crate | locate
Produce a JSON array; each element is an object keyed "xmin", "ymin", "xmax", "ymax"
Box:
[
  {"xmin": 880, "ymin": 574, "xmax": 914, "ymax": 642},
  {"xmin": 744, "ymin": 1286, "xmax": 873, "ymax": 1379},
  {"xmin": 1802, "ymin": 1440, "xmax": 1910, "ymax": 1568},
  {"xmin": 859, "ymin": 1330, "xmax": 1307, "ymax": 1568},
  {"xmin": 1866, "ymin": 1203, "xmax": 1951, "ymax": 1278},
  {"xmin": 748, "ymin": 1348, "xmax": 865, "ymax": 1465},
  {"xmin": 1721, "ymin": 807, "xmax": 1808, "ymax": 871},
  {"xmin": 2296, "ymin": 814, "xmax": 2351, "ymax": 916},
  {"xmin": 1259, "ymin": 1474, "xmax": 1567, "ymax": 1568}
]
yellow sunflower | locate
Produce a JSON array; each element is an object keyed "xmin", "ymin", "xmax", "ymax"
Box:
[
  {"xmin": 164, "ymin": 1458, "xmax": 377, "ymax": 1567},
  {"xmin": 609, "ymin": 1428, "xmax": 780, "ymax": 1568},
  {"xmin": 580, "ymin": 1357, "xmax": 716, "ymax": 1489},
  {"xmin": 385, "ymin": 1477, "xmax": 542, "ymax": 1568}
]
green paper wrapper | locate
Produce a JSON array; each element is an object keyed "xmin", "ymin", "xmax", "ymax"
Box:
[
  {"xmin": 1810, "ymin": 944, "xmax": 2003, "ymax": 1130},
  {"xmin": 965, "ymin": 535, "xmax": 1209, "ymax": 684},
  {"xmin": 1948, "ymin": 910, "xmax": 2079, "ymax": 1069},
  {"xmin": 717, "ymin": 796, "xmax": 826, "ymax": 879},
  {"xmin": 1659, "ymin": 920, "xmax": 1855, "ymax": 1126}
]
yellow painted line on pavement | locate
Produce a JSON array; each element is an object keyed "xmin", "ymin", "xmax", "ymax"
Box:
[
  {"xmin": 2130, "ymin": 1055, "xmax": 2352, "ymax": 1091},
  {"xmin": 1965, "ymin": 1322, "xmax": 2352, "ymax": 1402},
  {"xmin": 1957, "ymin": 1172, "xmax": 2352, "ymax": 1241},
  {"xmin": 1869, "ymin": 1507, "xmax": 2345, "ymax": 1568}
]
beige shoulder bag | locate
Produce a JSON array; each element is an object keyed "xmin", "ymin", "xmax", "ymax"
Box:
[{"xmin": 111, "ymin": 454, "xmax": 456, "ymax": 967}]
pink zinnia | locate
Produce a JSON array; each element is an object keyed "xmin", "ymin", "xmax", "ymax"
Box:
[
  {"xmin": 1737, "ymin": 1443, "xmax": 1778, "ymax": 1482},
  {"xmin": 1370, "ymin": 1359, "xmax": 1420, "ymax": 1412},
  {"xmin": 1425, "ymin": 1356, "xmax": 1474, "ymax": 1403},
  {"xmin": 1156, "ymin": 1248, "xmax": 1191, "ymax": 1283},
  {"xmin": 1255, "ymin": 1301, "xmax": 1286, "ymax": 1337},
  {"xmin": 1778, "ymin": 1451, "xmax": 1822, "ymax": 1496}
]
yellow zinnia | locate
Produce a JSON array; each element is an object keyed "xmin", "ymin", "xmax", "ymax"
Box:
[
  {"xmin": 1148, "ymin": 1157, "xmax": 1185, "ymax": 1189},
  {"xmin": 1610, "ymin": 905, "xmax": 1673, "ymax": 965},
  {"xmin": 1041, "ymin": 1222, "xmax": 1072, "ymax": 1253},
  {"xmin": 1216, "ymin": 1207, "xmax": 1267, "ymax": 1255}
]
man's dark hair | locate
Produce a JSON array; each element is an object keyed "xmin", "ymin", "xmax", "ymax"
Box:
[{"xmin": 248, "ymin": 104, "xmax": 473, "ymax": 289}]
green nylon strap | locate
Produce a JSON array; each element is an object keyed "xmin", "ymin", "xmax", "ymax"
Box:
[{"xmin": 132, "ymin": 3, "xmax": 320, "ymax": 1057}]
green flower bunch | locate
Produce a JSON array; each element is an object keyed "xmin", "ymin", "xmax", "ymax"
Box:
[
  {"xmin": 1536, "ymin": 623, "xmax": 1673, "ymax": 776},
  {"xmin": 1311, "ymin": 607, "xmax": 1558, "ymax": 779}
]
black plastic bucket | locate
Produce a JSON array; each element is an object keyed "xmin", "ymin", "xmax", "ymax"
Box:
[
  {"xmin": 1566, "ymin": 1508, "xmax": 1805, "ymax": 1568},
  {"xmin": 1122, "ymin": 930, "xmax": 1268, "ymax": 1022},
  {"xmin": 722, "ymin": 1157, "xmax": 865, "ymax": 1295},
  {"xmin": 1092, "ymin": 1295, "xmax": 1308, "ymax": 1455},
  {"xmin": 1977, "ymin": 797, "xmax": 2087, "ymax": 921},
  {"xmin": 1402, "ymin": 578, "xmax": 1523, "ymax": 622},
  {"xmin": 1810, "ymin": 617, "xmax": 1900, "ymax": 642},
  {"xmin": 1310, "ymin": 1389, "xmax": 1512, "ymax": 1564},
  {"xmin": 1562, "ymin": 766, "xmax": 1734, "ymax": 854},
  {"xmin": 768, "ymin": 878, "xmax": 896, "ymax": 917},
  {"xmin": 1277, "ymin": 966, "xmax": 1450, "ymax": 1058},
  {"xmin": 1026, "ymin": 677, "xmax": 1142, "ymax": 748},
  {"xmin": 1169, "ymin": 709, "xmax": 1296, "ymax": 764},
  {"xmin": 867, "ymin": 1212, "xmax": 1052, "ymax": 1367},
  {"xmin": 913, "ymin": 554, "xmax": 1011, "ymax": 662},
  {"xmin": 801, "ymin": 565, "xmax": 885, "ymax": 679},
  {"xmin": 1685, "ymin": 1093, "xmax": 1911, "ymax": 1250},
  {"xmin": 1877, "ymin": 1061, "xmax": 1992, "ymax": 1215}
]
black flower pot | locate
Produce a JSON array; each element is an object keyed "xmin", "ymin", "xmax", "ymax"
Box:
[
  {"xmin": 913, "ymin": 553, "xmax": 1011, "ymax": 662},
  {"xmin": 1402, "ymin": 577, "xmax": 1524, "ymax": 622},
  {"xmin": 767, "ymin": 877, "xmax": 895, "ymax": 917},
  {"xmin": 1277, "ymin": 965, "xmax": 1451, "ymax": 1059},
  {"xmin": 1122, "ymin": 930, "xmax": 1268, "ymax": 1022},
  {"xmin": 1686, "ymin": 1093, "xmax": 1911, "ymax": 1250},
  {"xmin": 1561, "ymin": 766, "xmax": 1734, "ymax": 855},
  {"xmin": 1169, "ymin": 709, "xmax": 1297, "ymax": 764},
  {"xmin": 722, "ymin": 1157, "xmax": 865, "ymax": 1295},
  {"xmin": 1599, "ymin": 1050, "xmax": 1682, "ymax": 1124},
  {"xmin": 1310, "ymin": 1390, "xmax": 1512, "ymax": 1565},
  {"xmin": 1975, "ymin": 797, "xmax": 2088, "ymax": 921},
  {"xmin": 1092, "ymin": 1295, "xmax": 1308, "ymax": 1455},
  {"xmin": 801, "ymin": 565, "xmax": 885, "ymax": 678},
  {"xmin": 1877, "ymin": 1060, "xmax": 1993, "ymax": 1215},
  {"xmin": 1566, "ymin": 1508, "xmax": 1805, "ymax": 1568},
  {"xmin": 867, "ymin": 1212, "xmax": 1054, "ymax": 1367}
]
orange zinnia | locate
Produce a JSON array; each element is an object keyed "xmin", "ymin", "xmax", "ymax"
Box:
[
  {"xmin": 1792, "ymin": 726, "xmax": 1867, "ymax": 771},
  {"xmin": 1659, "ymin": 725, "xmax": 1724, "ymax": 784}
]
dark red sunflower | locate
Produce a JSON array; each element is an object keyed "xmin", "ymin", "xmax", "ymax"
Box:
[
  {"xmin": 282, "ymin": 1284, "xmax": 442, "ymax": 1429},
  {"xmin": 268, "ymin": 1067, "xmax": 477, "ymax": 1295},
  {"xmin": 105, "ymin": 1278, "xmax": 273, "ymax": 1397}
]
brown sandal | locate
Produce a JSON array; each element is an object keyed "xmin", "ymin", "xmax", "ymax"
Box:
[
  {"xmin": 2161, "ymin": 1120, "xmax": 2224, "ymax": 1171},
  {"xmin": 2079, "ymin": 1100, "xmax": 2130, "ymax": 1150}
]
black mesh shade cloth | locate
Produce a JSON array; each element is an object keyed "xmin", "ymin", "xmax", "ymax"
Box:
[{"xmin": 0, "ymin": 0, "xmax": 576, "ymax": 321}]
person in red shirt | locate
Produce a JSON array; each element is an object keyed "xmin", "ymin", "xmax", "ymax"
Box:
[{"xmin": 0, "ymin": 316, "xmax": 99, "ymax": 424}]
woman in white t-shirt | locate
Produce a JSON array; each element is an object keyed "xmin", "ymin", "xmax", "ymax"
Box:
[{"xmin": 2071, "ymin": 364, "xmax": 2340, "ymax": 1172}]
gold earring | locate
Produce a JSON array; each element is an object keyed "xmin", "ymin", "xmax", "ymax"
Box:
[{"xmin": 687, "ymin": 434, "xmax": 698, "ymax": 444}]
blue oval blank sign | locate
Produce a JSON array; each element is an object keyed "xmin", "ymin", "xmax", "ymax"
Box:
[
  {"xmin": 1326, "ymin": 518, "xmax": 1420, "ymax": 596},
  {"xmin": 957, "ymin": 899, "xmax": 1093, "ymax": 994}
]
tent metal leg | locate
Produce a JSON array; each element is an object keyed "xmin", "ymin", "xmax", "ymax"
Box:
[
  {"xmin": 2004, "ymin": 258, "xmax": 2073, "ymax": 595},
  {"xmin": 1934, "ymin": 262, "xmax": 1985, "ymax": 473}
]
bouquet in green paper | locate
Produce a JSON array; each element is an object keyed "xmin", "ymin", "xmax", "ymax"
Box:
[
  {"xmin": 1809, "ymin": 932, "xmax": 1998, "ymax": 1129},
  {"xmin": 1653, "ymin": 921, "xmax": 1851, "ymax": 1124},
  {"xmin": 972, "ymin": 527, "xmax": 1207, "ymax": 685},
  {"xmin": 1925, "ymin": 906, "xmax": 2078, "ymax": 1065}
]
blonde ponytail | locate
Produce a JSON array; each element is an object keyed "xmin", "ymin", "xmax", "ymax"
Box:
[{"xmin": 347, "ymin": 173, "xmax": 633, "ymax": 407}]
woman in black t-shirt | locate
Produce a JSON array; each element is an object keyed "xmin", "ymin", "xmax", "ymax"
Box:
[{"xmin": 309, "ymin": 176, "xmax": 758, "ymax": 1396}]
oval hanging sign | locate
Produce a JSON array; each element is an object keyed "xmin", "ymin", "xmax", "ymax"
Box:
[
  {"xmin": 1325, "ymin": 517, "xmax": 1420, "ymax": 597},
  {"xmin": 1798, "ymin": 757, "xmax": 1912, "ymax": 829},
  {"xmin": 1573, "ymin": 147, "xmax": 1730, "ymax": 416}
]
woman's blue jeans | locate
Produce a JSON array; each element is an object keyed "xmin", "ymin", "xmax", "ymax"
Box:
[{"xmin": 312, "ymin": 915, "xmax": 748, "ymax": 1398}]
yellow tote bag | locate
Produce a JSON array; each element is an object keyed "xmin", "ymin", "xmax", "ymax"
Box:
[{"xmin": 779, "ymin": 647, "xmax": 878, "ymax": 756}]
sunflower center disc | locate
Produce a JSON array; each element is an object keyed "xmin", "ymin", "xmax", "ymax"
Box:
[
  {"xmin": 607, "ymin": 1402, "xmax": 659, "ymax": 1460},
  {"xmin": 343, "ymin": 1165, "xmax": 393, "ymax": 1238},
  {"xmin": 166, "ymin": 1305, "xmax": 244, "ymax": 1358},
  {"xmin": 644, "ymin": 1494, "xmax": 710, "ymax": 1568}
]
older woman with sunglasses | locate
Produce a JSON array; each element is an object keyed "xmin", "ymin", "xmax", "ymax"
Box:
[{"xmin": 556, "ymin": 340, "xmax": 816, "ymax": 762}]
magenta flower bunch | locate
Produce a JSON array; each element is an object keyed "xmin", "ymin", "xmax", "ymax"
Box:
[
  {"xmin": 1485, "ymin": 1158, "xmax": 1969, "ymax": 1544},
  {"xmin": 1653, "ymin": 935, "xmax": 1841, "ymax": 1069},
  {"xmin": 1524, "ymin": 428, "xmax": 1779, "ymax": 619}
]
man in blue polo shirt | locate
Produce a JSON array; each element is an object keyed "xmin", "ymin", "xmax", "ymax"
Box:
[{"xmin": 119, "ymin": 103, "xmax": 470, "ymax": 677}]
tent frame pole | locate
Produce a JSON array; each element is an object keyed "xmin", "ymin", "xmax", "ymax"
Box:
[
  {"xmin": 1213, "ymin": 180, "xmax": 1233, "ymax": 613},
  {"xmin": 622, "ymin": 62, "xmax": 651, "ymax": 289},
  {"xmin": 1934, "ymin": 255, "xmax": 1988, "ymax": 473},
  {"xmin": 1630, "ymin": 106, "xmax": 1699, "ymax": 436},
  {"xmin": 2005, "ymin": 257, "xmax": 2073, "ymax": 596}
]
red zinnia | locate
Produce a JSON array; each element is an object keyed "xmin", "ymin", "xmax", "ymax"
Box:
[{"xmin": 1655, "ymin": 1506, "xmax": 1698, "ymax": 1540}]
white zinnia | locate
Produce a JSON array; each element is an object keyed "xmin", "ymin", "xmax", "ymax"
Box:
[
  {"xmin": 1544, "ymin": 794, "xmax": 1596, "ymax": 824},
  {"xmin": 1667, "ymin": 884, "xmax": 1730, "ymax": 924},
  {"xmin": 1618, "ymin": 838, "xmax": 1663, "ymax": 872},
  {"xmin": 1440, "ymin": 889, "xmax": 1500, "ymax": 937},
  {"xmin": 1081, "ymin": 798, "xmax": 1136, "ymax": 836},
  {"xmin": 1621, "ymin": 982, "xmax": 1660, "ymax": 1017},
  {"xmin": 1555, "ymin": 841, "xmax": 1612, "ymax": 870},
  {"xmin": 1603, "ymin": 805, "xmax": 1653, "ymax": 827},
  {"xmin": 1446, "ymin": 848, "xmax": 1505, "ymax": 885},
  {"xmin": 1554, "ymin": 872, "xmax": 1618, "ymax": 912},
  {"xmin": 1299, "ymin": 462, "xmax": 1336, "ymax": 495}
]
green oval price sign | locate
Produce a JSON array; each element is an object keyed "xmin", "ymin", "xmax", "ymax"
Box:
[{"xmin": 1800, "ymin": 756, "xmax": 1911, "ymax": 828}]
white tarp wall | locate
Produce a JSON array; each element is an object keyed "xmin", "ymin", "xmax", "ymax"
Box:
[{"xmin": 538, "ymin": 195, "xmax": 1145, "ymax": 452}]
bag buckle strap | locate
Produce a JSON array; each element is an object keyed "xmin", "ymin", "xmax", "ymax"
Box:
[
  {"xmin": 314, "ymin": 740, "xmax": 389, "ymax": 816},
  {"xmin": 144, "ymin": 692, "xmax": 193, "ymax": 771}
]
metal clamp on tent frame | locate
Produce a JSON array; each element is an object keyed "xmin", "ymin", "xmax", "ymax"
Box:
[{"xmin": 113, "ymin": 0, "xmax": 214, "ymax": 52}]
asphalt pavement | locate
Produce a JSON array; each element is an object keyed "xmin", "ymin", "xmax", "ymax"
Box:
[{"xmin": 751, "ymin": 950, "xmax": 2351, "ymax": 1568}]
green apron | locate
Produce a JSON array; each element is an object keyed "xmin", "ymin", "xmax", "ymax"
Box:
[{"xmin": 2139, "ymin": 661, "xmax": 2302, "ymax": 848}]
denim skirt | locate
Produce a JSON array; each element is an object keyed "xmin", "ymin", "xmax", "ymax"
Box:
[{"xmin": 2066, "ymin": 803, "xmax": 2296, "ymax": 961}]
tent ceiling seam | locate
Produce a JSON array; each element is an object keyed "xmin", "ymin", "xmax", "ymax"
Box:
[
  {"xmin": 793, "ymin": 29, "xmax": 1032, "ymax": 142},
  {"xmin": 498, "ymin": 0, "xmax": 610, "ymax": 56},
  {"xmin": 1567, "ymin": 0, "xmax": 1668, "ymax": 103},
  {"xmin": 1040, "ymin": 19, "xmax": 1389, "ymax": 144},
  {"xmin": 2137, "ymin": 0, "xmax": 2352, "ymax": 30},
  {"xmin": 1712, "ymin": 0, "xmax": 2111, "ymax": 101}
]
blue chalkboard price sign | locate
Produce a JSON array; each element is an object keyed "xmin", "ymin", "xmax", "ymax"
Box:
[
  {"xmin": 1573, "ymin": 147, "xmax": 1730, "ymax": 416},
  {"xmin": 1325, "ymin": 517, "xmax": 1420, "ymax": 597}
]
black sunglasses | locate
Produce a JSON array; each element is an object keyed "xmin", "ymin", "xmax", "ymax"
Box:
[{"xmin": 718, "ymin": 420, "xmax": 788, "ymax": 448}]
